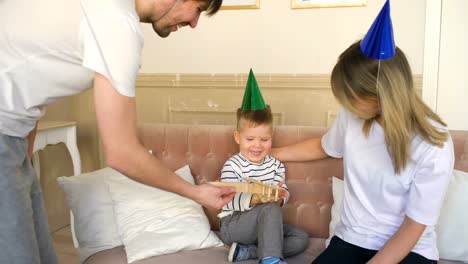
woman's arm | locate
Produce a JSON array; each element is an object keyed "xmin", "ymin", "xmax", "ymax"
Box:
[
  {"xmin": 94, "ymin": 73, "xmax": 235, "ymax": 209},
  {"xmin": 368, "ymin": 216, "xmax": 426, "ymax": 264},
  {"xmin": 271, "ymin": 137, "xmax": 329, "ymax": 162}
]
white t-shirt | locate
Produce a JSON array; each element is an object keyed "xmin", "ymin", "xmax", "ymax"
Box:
[
  {"xmin": 322, "ymin": 108, "xmax": 454, "ymax": 260},
  {"xmin": 0, "ymin": 0, "xmax": 143, "ymax": 137}
]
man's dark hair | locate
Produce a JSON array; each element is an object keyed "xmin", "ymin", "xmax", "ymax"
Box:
[
  {"xmin": 204, "ymin": 0, "xmax": 223, "ymax": 16},
  {"xmin": 236, "ymin": 105, "xmax": 273, "ymax": 129}
]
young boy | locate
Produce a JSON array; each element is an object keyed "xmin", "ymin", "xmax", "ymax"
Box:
[{"xmin": 218, "ymin": 70, "xmax": 309, "ymax": 264}]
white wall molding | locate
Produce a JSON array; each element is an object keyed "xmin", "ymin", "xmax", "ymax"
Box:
[
  {"xmin": 136, "ymin": 73, "xmax": 422, "ymax": 92},
  {"xmin": 136, "ymin": 73, "xmax": 332, "ymax": 90}
]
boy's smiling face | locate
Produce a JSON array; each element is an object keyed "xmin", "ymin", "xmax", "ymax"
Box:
[{"xmin": 234, "ymin": 119, "xmax": 273, "ymax": 164}]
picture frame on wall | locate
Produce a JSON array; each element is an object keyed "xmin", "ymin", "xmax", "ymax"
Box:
[
  {"xmin": 221, "ymin": 0, "xmax": 260, "ymax": 10},
  {"xmin": 291, "ymin": 0, "xmax": 366, "ymax": 9}
]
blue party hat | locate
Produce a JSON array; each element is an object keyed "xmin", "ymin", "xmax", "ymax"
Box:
[{"xmin": 360, "ymin": 0, "xmax": 395, "ymax": 60}]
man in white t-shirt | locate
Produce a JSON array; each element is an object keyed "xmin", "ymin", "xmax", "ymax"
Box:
[{"xmin": 0, "ymin": 0, "xmax": 235, "ymax": 263}]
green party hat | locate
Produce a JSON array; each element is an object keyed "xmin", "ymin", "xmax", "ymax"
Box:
[{"xmin": 240, "ymin": 69, "xmax": 266, "ymax": 110}]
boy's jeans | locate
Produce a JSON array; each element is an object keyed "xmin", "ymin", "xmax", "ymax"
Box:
[
  {"xmin": 220, "ymin": 203, "xmax": 309, "ymax": 260},
  {"xmin": 0, "ymin": 133, "xmax": 58, "ymax": 264}
]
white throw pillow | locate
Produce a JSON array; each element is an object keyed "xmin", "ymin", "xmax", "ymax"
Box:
[
  {"xmin": 107, "ymin": 165, "xmax": 224, "ymax": 263},
  {"xmin": 326, "ymin": 176, "xmax": 344, "ymax": 247},
  {"xmin": 57, "ymin": 168, "xmax": 125, "ymax": 263},
  {"xmin": 436, "ymin": 169, "xmax": 468, "ymax": 262}
]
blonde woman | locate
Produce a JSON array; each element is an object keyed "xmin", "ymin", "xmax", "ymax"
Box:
[{"xmin": 272, "ymin": 41, "xmax": 454, "ymax": 264}]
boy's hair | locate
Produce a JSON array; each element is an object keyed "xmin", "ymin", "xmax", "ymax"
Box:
[
  {"xmin": 202, "ymin": 0, "xmax": 223, "ymax": 16},
  {"xmin": 236, "ymin": 105, "xmax": 273, "ymax": 129},
  {"xmin": 331, "ymin": 40, "xmax": 448, "ymax": 174}
]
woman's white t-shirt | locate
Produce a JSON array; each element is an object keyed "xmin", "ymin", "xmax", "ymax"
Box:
[
  {"xmin": 0, "ymin": 0, "xmax": 143, "ymax": 137},
  {"xmin": 322, "ymin": 108, "xmax": 454, "ymax": 260}
]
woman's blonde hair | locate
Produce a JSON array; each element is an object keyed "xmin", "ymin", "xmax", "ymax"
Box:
[{"xmin": 331, "ymin": 41, "xmax": 448, "ymax": 174}]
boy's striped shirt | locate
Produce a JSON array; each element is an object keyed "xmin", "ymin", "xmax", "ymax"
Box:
[{"xmin": 218, "ymin": 153, "xmax": 289, "ymax": 218}]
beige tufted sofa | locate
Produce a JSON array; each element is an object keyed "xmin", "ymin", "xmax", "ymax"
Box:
[{"xmin": 85, "ymin": 124, "xmax": 468, "ymax": 264}]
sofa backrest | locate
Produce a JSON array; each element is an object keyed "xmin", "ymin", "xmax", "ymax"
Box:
[{"xmin": 137, "ymin": 124, "xmax": 468, "ymax": 238}]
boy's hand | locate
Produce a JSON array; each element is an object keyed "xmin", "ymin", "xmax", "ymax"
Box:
[
  {"xmin": 250, "ymin": 182, "xmax": 289, "ymax": 206},
  {"xmin": 275, "ymin": 181, "xmax": 289, "ymax": 205},
  {"xmin": 277, "ymin": 181, "xmax": 289, "ymax": 200}
]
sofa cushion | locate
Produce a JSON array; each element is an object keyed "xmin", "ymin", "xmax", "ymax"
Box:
[
  {"xmin": 84, "ymin": 238, "xmax": 326, "ymax": 264},
  {"xmin": 80, "ymin": 124, "xmax": 468, "ymax": 263},
  {"xmin": 137, "ymin": 124, "xmax": 344, "ymax": 237},
  {"xmin": 107, "ymin": 165, "xmax": 224, "ymax": 263},
  {"xmin": 437, "ymin": 169, "xmax": 468, "ymax": 262},
  {"xmin": 57, "ymin": 168, "xmax": 124, "ymax": 263},
  {"xmin": 83, "ymin": 238, "xmax": 465, "ymax": 264}
]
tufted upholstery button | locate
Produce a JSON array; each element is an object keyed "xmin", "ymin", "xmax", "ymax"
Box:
[
  {"xmin": 195, "ymin": 175, "xmax": 207, "ymax": 184},
  {"xmin": 162, "ymin": 150, "xmax": 168, "ymax": 156}
]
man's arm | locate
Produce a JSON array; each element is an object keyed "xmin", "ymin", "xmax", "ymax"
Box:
[
  {"xmin": 367, "ymin": 216, "xmax": 426, "ymax": 264},
  {"xmin": 93, "ymin": 73, "xmax": 234, "ymax": 209},
  {"xmin": 27, "ymin": 122, "xmax": 38, "ymax": 159},
  {"xmin": 270, "ymin": 137, "xmax": 328, "ymax": 162}
]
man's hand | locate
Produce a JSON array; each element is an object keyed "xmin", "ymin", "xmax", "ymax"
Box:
[{"xmin": 193, "ymin": 184, "xmax": 236, "ymax": 209}]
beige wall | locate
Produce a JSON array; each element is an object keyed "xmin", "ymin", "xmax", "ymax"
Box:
[
  {"xmin": 422, "ymin": 0, "xmax": 468, "ymax": 130},
  {"xmin": 134, "ymin": 73, "xmax": 422, "ymax": 127},
  {"xmin": 437, "ymin": 0, "xmax": 468, "ymax": 130},
  {"xmin": 140, "ymin": 0, "xmax": 425, "ymax": 74},
  {"xmin": 135, "ymin": 74, "xmax": 341, "ymax": 126}
]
